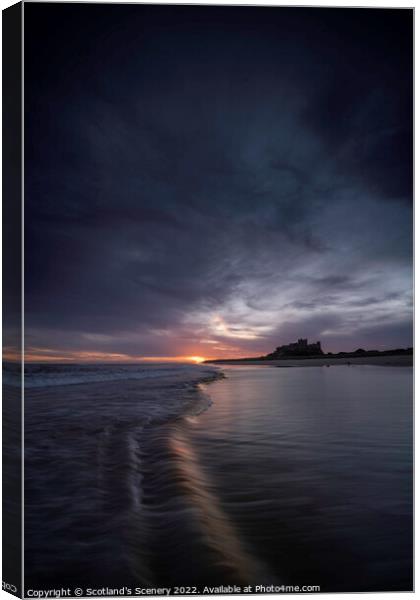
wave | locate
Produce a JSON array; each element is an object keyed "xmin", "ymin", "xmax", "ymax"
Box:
[
  {"xmin": 23, "ymin": 363, "xmax": 227, "ymax": 588},
  {"xmin": 4, "ymin": 362, "xmax": 220, "ymax": 389}
]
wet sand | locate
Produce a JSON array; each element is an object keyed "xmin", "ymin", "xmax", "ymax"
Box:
[{"xmin": 193, "ymin": 364, "xmax": 413, "ymax": 592}]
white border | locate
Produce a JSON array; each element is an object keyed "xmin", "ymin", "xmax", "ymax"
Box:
[{"xmin": 21, "ymin": 1, "xmax": 24, "ymax": 595}]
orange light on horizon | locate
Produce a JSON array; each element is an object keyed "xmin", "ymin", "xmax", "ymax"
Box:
[
  {"xmin": 187, "ymin": 356, "xmax": 206, "ymax": 364},
  {"xmin": 15, "ymin": 347, "xmax": 209, "ymax": 364}
]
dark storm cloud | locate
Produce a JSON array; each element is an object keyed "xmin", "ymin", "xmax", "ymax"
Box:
[{"xmin": 24, "ymin": 5, "xmax": 413, "ymax": 357}]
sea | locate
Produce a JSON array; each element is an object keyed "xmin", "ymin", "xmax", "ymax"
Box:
[{"xmin": 4, "ymin": 362, "xmax": 413, "ymax": 593}]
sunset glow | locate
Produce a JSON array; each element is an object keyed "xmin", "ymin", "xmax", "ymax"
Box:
[
  {"xmin": 5, "ymin": 347, "xmax": 211, "ymax": 364},
  {"xmin": 187, "ymin": 356, "xmax": 206, "ymax": 364}
]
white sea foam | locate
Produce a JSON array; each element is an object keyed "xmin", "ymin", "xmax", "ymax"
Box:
[{"xmin": 4, "ymin": 362, "xmax": 219, "ymax": 388}]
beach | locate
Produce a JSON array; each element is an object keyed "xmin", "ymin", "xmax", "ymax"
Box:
[
  {"xmin": 191, "ymin": 364, "xmax": 413, "ymax": 591},
  {"xmin": 19, "ymin": 361, "xmax": 413, "ymax": 592},
  {"xmin": 206, "ymin": 354, "xmax": 413, "ymax": 367}
]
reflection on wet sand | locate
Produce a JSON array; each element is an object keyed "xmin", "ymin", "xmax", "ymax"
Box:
[
  {"xmin": 169, "ymin": 426, "xmax": 268, "ymax": 585},
  {"xmin": 179, "ymin": 365, "xmax": 412, "ymax": 592}
]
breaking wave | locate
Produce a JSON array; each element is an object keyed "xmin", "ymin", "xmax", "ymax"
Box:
[{"xmin": 4, "ymin": 362, "xmax": 218, "ymax": 388}]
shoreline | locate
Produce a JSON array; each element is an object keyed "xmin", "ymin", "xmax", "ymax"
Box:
[{"xmin": 205, "ymin": 355, "xmax": 413, "ymax": 368}]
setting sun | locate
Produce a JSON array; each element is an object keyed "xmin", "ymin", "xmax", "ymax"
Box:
[{"xmin": 187, "ymin": 356, "xmax": 206, "ymax": 364}]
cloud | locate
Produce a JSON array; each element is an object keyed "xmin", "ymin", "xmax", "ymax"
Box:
[{"xmin": 23, "ymin": 4, "xmax": 413, "ymax": 358}]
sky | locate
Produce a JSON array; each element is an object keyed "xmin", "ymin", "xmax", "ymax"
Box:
[{"xmin": 21, "ymin": 4, "xmax": 413, "ymax": 362}]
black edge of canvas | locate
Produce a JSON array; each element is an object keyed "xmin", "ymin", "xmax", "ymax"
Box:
[{"xmin": 3, "ymin": 2, "xmax": 23, "ymax": 597}]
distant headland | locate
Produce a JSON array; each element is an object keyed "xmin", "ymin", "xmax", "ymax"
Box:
[{"xmin": 205, "ymin": 338, "xmax": 413, "ymax": 367}]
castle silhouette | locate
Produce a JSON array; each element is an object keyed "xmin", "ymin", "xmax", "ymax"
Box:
[{"xmin": 265, "ymin": 338, "xmax": 324, "ymax": 358}]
